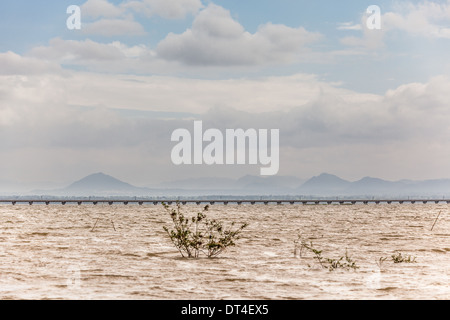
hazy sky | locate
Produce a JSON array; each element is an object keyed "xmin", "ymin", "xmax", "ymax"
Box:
[{"xmin": 1, "ymin": 0, "xmax": 450, "ymax": 188}]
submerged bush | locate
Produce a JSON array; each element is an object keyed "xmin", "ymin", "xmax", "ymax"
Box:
[
  {"xmin": 295, "ymin": 236, "xmax": 359, "ymax": 271},
  {"xmin": 391, "ymin": 252, "xmax": 417, "ymax": 264},
  {"xmin": 376, "ymin": 257, "xmax": 388, "ymax": 270},
  {"xmin": 162, "ymin": 202, "xmax": 248, "ymax": 258}
]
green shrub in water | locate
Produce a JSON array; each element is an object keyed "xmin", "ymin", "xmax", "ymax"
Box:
[{"xmin": 163, "ymin": 202, "xmax": 248, "ymax": 258}]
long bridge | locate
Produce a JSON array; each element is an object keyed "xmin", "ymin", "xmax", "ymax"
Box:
[{"xmin": 0, "ymin": 199, "xmax": 449, "ymax": 206}]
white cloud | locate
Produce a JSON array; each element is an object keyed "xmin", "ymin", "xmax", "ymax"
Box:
[
  {"xmin": 125, "ymin": 0, "xmax": 203, "ymax": 19},
  {"xmin": 0, "ymin": 51, "xmax": 62, "ymax": 75},
  {"xmin": 61, "ymin": 73, "xmax": 368, "ymax": 114},
  {"xmin": 337, "ymin": 22, "xmax": 362, "ymax": 31},
  {"xmin": 82, "ymin": 18, "xmax": 147, "ymax": 36},
  {"xmin": 156, "ymin": 4, "xmax": 322, "ymax": 66},
  {"xmin": 2, "ymin": 69, "xmax": 450, "ymax": 183},
  {"xmin": 384, "ymin": 0, "xmax": 450, "ymax": 39},
  {"xmin": 340, "ymin": 0, "xmax": 450, "ymax": 51},
  {"xmin": 4, "ymin": 2, "xmax": 450, "ymax": 185},
  {"xmin": 29, "ymin": 38, "xmax": 150, "ymax": 64},
  {"xmin": 26, "ymin": 4, "xmax": 323, "ymax": 72},
  {"xmin": 339, "ymin": 13, "xmax": 386, "ymax": 51},
  {"xmin": 2, "ymin": 57, "xmax": 450, "ymax": 141},
  {"xmin": 80, "ymin": 0, "xmax": 146, "ymax": 37},
  {"xmin": 81, "ymin": 0, "xmax": 124, "ymax": 19}
]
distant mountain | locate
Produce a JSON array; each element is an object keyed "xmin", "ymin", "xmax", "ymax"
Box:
[
  {"xmin": 27, "ymin": 173, "xmax": 305, "ymax": 197},
  {"xmin": 33, "ymin": 172, "xmax": 154, "ymax": 196},
  {"xmin": 404, "ymin": 179, "xmax": 450, "ymax": 195},
  {"xmin": 64, "ymin": 173, "xmax": 141, "ymax": 194},
  {"xmin": 346, "ymin": 177, "xmax": 403, "ymax": 195},
  {"xmin": 299, "ymin": 173, "xmax": 351, "ymax": 195},
  {"xmin": 297, "ymin": 173, "xmax": 450, "ymax": 197},
  {"xmin": 4, "ymin": 172, "xmax": 450, "ymax": 198}
]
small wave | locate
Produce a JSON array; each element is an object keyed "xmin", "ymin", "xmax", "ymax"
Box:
[
  {"xmin": 122, "ymin": 253, "xmax": 141, "ymax": 258},
  {"xmin": 377, "ymin": 287, "xmax": 398, "ymax": 291},
  {"xmin": 431, "ymin": 249, "xmax": 447, "ymax": 254},
  {"xmin": 129, "ymin": 291, "xmax": 147, "ymax": 296},
  {"xmin": 85, "ymin": 274, "xmax": 137, "ymax": 281},
  {"xmin": 221, "ymin": 278, "xmax": 249, "ymax": 282},
  {"xmin": 146, "ymin": 251, "xmax": 175, "ymax": 257},
  {"xmin": 0, "ymin": 296, "xmax": 19, "ymax": 300},
  {"xmin": 27, "ymin": 232, "xmax": 50, "ymax": 237},
  {"xmin": 380, "ymin": 234, "xmax": 404, "ymax": 238}
]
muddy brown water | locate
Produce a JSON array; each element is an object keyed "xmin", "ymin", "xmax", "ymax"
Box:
[{"xmin": 0, "ymin": 204, "xmax": 448, "ymax": 299}]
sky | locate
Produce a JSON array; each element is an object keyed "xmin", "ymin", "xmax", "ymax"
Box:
[{"xmin": 1, "ymin": 0, "xmax": 450, "ymax": 190}]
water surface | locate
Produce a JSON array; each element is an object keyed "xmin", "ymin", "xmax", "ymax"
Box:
[{"xmin": 0, "ymin": 204, "xmax": 448, "ymax": 299}]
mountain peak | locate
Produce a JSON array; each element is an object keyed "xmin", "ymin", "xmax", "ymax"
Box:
[
  {"xmin": 356, "ymin": 176, "xmax": 387, "ymax": 183},
  {"xmin": 88, "ymin": 172, "xmax": 108, "ymax": 178},
  {"xmin": 310, "ymin": 173, "xmax": 350, "ymax": 183},
  {"xmin": 317, "ymin": 172, "xmax": 341, "ymax": 178},
  {"xmin": 299, "ymin": 173, "xmax": 351, "ymax": 195},
  {"xmin": 65, "ymin": 172, "xmax": 138, "ymax": 194}
]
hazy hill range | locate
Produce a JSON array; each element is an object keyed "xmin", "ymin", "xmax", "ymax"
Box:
[
  {"xmin": 28, "ymin": 173, "xmax": 305, "ymax": 196},
  {"xmin": 298, "ymin": 173, "xmax": 450, "ymax": 197},
  {"xmin": 5, "ymin": 172, "xmax": 450, "ymax": 197}
]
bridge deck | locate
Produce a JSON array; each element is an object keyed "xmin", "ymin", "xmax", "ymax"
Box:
[{"xmin": 0, "ymin": 199, "xmax": 449, "ymax": 205}]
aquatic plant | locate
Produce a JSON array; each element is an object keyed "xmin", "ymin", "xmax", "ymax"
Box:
[
  {"xmin": 295, "ymin": 236, "xmax": 359, "ymax": 271},
  {"xmin": 391, "ymin": 252, "xmax": 417, "ymax": 263},
  {"xmin": 84, "ymin": 210, "xmax": 117, "ymax": 232},
  {"xmin": 324, "ymin": 250, "xmax": 359, "ymax": 271},
  {"xmin": 297, "ymin": 239, "xmax": 325, "ymax": 268},
  {"xmin": 162, "ymin": 202, "xmax": 248, "ymax": 258},
  {"xmin": 376, "ymin": 257, "xmax": 388, "ymax": 270},
  {"xmin": 431, "ymin": 211, "xmax": 442, "ymax": 231}
]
